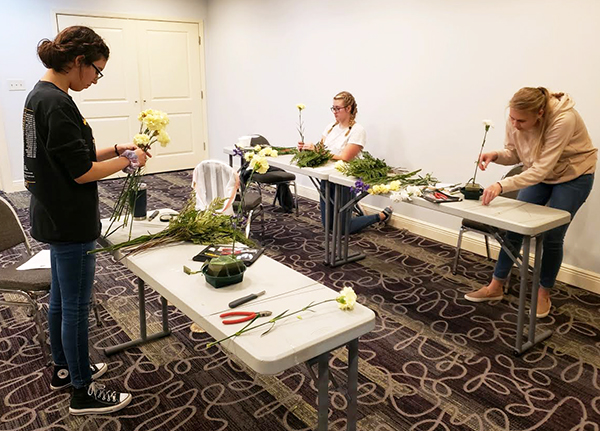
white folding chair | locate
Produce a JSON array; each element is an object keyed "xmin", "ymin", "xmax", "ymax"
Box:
[{"xmin": 191, "ymin": 160, "xmax": 263, "ymax": 238}]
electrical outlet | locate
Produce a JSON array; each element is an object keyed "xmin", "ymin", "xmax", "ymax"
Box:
[{"xmin": 8, "ymin": 80, "xmax": 25, "ymax": 91}]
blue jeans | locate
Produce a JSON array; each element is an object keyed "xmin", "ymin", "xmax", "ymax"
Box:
[
  {"xmin": 493, "ymin": 174, "xmax": 594, "ymax": 288},
  {"xmin": 49, "ymin": 241, "xmax": 96, "ymax": 389},
  {"xmin": 320, "ymin": 182, "xmax": 380, "ymax": 234}
]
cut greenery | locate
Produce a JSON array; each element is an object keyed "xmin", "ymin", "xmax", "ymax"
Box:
[
  {"xmin": 93, "ymin": 196, "xmax": 254, "ymax": 256},
  {"xmin": 291, "ymin": 143, "xmax": 333, "ymax": 168},
  {"xmin": 335, "ymin": 151, "xmax": 437, "ymax": 187}
]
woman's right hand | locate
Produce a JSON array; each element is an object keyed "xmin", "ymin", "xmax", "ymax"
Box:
[
  {"xmin": 134, "ymin": 148, "xmax": 150, "ymax": 167},
  {"xmin": 478, "ymin": 151, "xmax": 497, "ymax": 171},
  {"xmin": 298, "ymin": 141, "xmax": 314, "ymax": 151}
]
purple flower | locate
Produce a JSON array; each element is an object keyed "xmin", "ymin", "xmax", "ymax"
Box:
[
  {"xmin": 232, "ymin": 145, "xmax": 244, "ymax": 157},
  {"xmin": 350, "ymin": 179, "xmax": 370, "ymax": 195}
]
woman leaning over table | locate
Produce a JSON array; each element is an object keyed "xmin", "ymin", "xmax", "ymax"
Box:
[
  {"xmin": 298, "ymin": 91, "xmax": 393, "ymax": 233},
  {"xmin": 23, "ymin": 26, "xmax": 148, "ymax": 415},
  {"xmin": 464, "ymin": 87, "xmax": 597, "ymax": 318}
]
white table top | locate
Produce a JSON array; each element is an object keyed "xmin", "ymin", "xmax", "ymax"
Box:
[
  {"xmin": 327, "ymin": 172, "xmax": 571, "ymax": 236},
  {"xmin": 407, "ymin": 195, "xmax": 571, "ymax": 236},
  {"xmin": 224, "ymin": 148, "xmax": 338, "ymax": 181},
  {"xmin": 100, "ymin": 213, "xmax": 375, "ymax": 374}
]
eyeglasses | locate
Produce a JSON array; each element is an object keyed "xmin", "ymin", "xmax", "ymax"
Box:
[
  {"xmin": 91, "ymin": 63, "xmax": 104, "ymax": 80},
  {"xmin": 330, "ymin": 106, "xmax": 346, "ymax": 113}
]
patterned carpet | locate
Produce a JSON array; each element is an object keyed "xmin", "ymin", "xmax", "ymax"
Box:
[{"xmin": 1, "ymin": 170, "xmax": 600, "ymax": 431}]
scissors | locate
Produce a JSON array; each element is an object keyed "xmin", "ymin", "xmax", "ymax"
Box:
[{"xmin": 219, "ymin": 310, "xmax": 272, "ymax": 325}]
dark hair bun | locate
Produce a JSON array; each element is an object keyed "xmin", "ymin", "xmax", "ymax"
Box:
[{"xmin": 36, "ymin": 26, "xmax": 109, "ymax": 73}]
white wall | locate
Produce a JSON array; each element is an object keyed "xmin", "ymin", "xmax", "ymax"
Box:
[
  {"xmin": 1, "ymin": 0, "xmax": 599, "ymax": 277},
  {"xmin": 205, "ymin": 0, "xmax": 600, "ymax": 277},
  {"xmin": 0, "ymin": 0, "xmax": 208, "ymax": 190}
]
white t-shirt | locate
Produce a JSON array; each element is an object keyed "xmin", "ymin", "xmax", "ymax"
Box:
[{"xmin": 321, "ymin": 122, "xmax": 366, "ymax": 156}]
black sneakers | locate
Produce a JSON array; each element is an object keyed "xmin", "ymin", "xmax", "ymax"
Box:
[
  {"xmin": 50, "ymin": 362, "xmax": 108, "ymax": 390},
  {"xmin": 69, "ymin": 382, "xmax": 132, "ymax": 415}
]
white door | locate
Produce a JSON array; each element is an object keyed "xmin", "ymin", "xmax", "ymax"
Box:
[
  {"xmin": 56, "ymin": 14, "xmax": 207, "ymax": 175},
  {"xmin": 135, "ymin": 20, "xmax": 206, "ymax": 172}
]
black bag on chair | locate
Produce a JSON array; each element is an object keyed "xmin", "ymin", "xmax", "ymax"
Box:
[{"xmin": 275, "ymin": 180, "xmax": 295, "ymax": 213}]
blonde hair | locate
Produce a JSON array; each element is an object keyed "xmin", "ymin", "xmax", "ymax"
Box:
[
  {"xmin": 326, "ymin": 91, "xmax": 358, "ymax": 137},
  {"xmin": 509, "ymin": 87, "xmax": 564, "ymax": 155}
]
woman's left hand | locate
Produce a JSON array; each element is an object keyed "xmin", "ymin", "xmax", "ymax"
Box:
[
  {"xmin": 115, "ymin": 143, "xmax": 138, "ymax": 155},
  {"xmin": 481, "ymin": 182, "xmax": 502, "ymax": 206}
]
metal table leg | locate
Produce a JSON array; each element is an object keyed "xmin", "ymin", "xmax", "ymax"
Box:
[
  {"xmin": 331, "ymin": 184, "xmax": 340, "ymax": 265},
  {"xmin": 329, "ymin": 186, "xmax": 366, "ymax": 268},
  {"xmin": 514, "ymin": 234, "xmax": 552, "ymax": 355},
  {"xmin": 307, "ymin": 338, "xmax": 361, "ymax": 431},
  {"xmin": 310, "ymin": 178, "xmax": 331, "ymax": 265},
  {"xmin": 104, "ymin": 277, "xmax": 172, "ymax": 356},
  {"xmin": 324, "ymin": 180, "xmax": 331, "ymax": 265},
  {"xmin": 317, "ymin": 351, "xmax": 330, "ymax": 431},
  {"xmin": 347, "ymin": 338, "xmax": 359, "ymax": 431}
]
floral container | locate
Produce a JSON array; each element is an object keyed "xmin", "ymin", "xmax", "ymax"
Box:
[
  {"xmin": 202, "ymin": 255, "xmax": 246, "ymax": 288},
  {"xmin": 461, "ymin": 183, "xmax": 483, "ymax": 200}
]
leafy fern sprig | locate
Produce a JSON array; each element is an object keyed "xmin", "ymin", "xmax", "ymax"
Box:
[{"xmin": 291, "ymin": 143, "xmax": 333, "ymax": 168}]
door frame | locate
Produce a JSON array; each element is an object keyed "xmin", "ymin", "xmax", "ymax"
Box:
[
  {"xmin": 54, "ymin": 10, "xmax": 210, "ymax": 163},
  {"xmin": 0, "ymin": 104, "xmax": 16, "ymax": 192}
]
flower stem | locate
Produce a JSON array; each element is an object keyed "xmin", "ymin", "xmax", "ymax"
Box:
[
  {"xmin": 206, "ymin": 298, "xmax": 336, "ymax": 348},
  {"xmin": 471, "ymin": 128, "xmax": 489, "ymax": 186}
]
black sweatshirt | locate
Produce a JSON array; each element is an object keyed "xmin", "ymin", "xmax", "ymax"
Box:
[{"xmin": 23, "ymin": 81, "xmax": 100, "ymax": 243}]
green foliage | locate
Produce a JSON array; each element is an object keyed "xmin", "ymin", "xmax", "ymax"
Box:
[
  {"xmin": 93, "ymin": 196, "xmax": 255, "ymax": 256},
  {"xmin": 270, "ymin": 146, "xmax": 298, "ymax": 156},
  {"xmin": 339, "ymin": 151, "xmax": 437, "ymax": 187},
  {"xmin": 337, "ymin": 151, "xmax": 390, "ymax": 184},
  {"xmin": 291, "ymin": 143, "xmax": 333, "ymax": 168}
]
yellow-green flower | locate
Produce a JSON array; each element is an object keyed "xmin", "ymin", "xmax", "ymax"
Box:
[
  {"xmin": 140, "ymin": 109, "xmax": 169, "ymax": 131},
  {"xmin": 157, "ymin": 130, "xmax": 170, "ymax": 147},
  {"xmin": 258, "ymin": 147, "xmax": 278, "ymax": 157},
  {"xmin": 370, "ymin": 184, "xmax": 390, "ymax": 195},
  {"xmin": 296, "ymin": 103, "xmax": 306, "ymax": 111},
  {"xmin": 244, "ymin": 151, "xmax": 255, "ymax": 162},
  {"xmin": 249, "ymin": 155, "xmax": 269, "ymax": 174},
  {"xmin": 336, "ymin": 286, "xmax": 357, "ymax": 310},
  {"xmin": 133, "ymin": 133, "xmax": 150, "ymax": 147},
  {"xmin": 254, "ymin": 145, "xmax": 262, "ymax": 152},
  {"xmin": 389, "ymin": 180, "xmax": 401, "ymax": 191}
]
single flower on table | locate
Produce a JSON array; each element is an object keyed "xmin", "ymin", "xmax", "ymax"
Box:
[{"xmin": 206, "ymin": 286, "xmax": 358, "ymax": 348}]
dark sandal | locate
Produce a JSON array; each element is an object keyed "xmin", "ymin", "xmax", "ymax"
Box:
[{"xmin": 380, "ymin": 206, "xmax": 393, "ymax": 224}]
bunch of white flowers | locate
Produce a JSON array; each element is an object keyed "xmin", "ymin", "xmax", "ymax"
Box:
[
  {"xmin": 390, "ymin": 185, "xmax": 423, "ymax": 202},
  {"xmin": 334, "ymin": 160, "xmax": 349, "ymax": 172}
]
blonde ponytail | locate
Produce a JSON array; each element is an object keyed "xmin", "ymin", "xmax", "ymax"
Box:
[{"xmin": 509, "ymin": 87, "xmax": 564, "ymax": 156}]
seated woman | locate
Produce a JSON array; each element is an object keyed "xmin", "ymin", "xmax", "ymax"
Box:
[
  {"xmin": 299, "ymin": 91, "xmax": 392, "ymax": 234},
  {"xmin": 464, "ymin": 87, "xmax": 597, "ymax": 318}
]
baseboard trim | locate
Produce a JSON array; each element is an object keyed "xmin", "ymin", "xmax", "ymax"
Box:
[
  {"xmin": 11, "ymin": 180, "xmax": 26, "ymax": 193},
  {"xmin": 295, "ymin": 185, "xmax": 600, "ymax": 294}
]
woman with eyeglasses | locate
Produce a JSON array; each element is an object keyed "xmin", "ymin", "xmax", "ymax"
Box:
[
  {"xmin": 298, "ymin": 91, "xmax": 392, "ymax": 234},
  {"xmin": 464, "ymin": 87, "xmax": 596, "ymax": 318},
  {"xmin": 23, "ymin": 26, "xmax": 146, "ymax": 415}
]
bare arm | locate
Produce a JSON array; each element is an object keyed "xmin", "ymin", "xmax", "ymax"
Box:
[
  {"xmin": 96, "ymin": 143, "xmax": 139, "ymax": 162},
  {"xmin": 332, "ymin": 143, "xmax": 362, "ymax": 162},
  {"xmin": 75, "ymin": 148, "xmax": 148, "ymax": 184}
]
